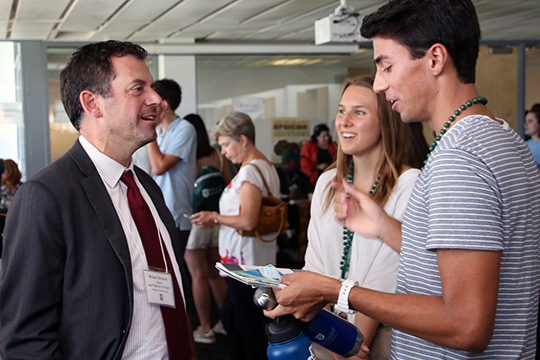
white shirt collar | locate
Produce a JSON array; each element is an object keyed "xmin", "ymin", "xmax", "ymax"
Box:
[{"xmin": 78, "ymin": 135, "xmax": 134, "ymax": 189}]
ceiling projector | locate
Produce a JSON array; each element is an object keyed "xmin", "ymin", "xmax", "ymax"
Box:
[{"xmin": 314, "ymin": 1, "xmax": 366, "ymax": 45}]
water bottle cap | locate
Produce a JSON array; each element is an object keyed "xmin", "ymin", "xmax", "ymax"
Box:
[
  {"xmin": 265, "ymin": 315, "xmax": 303, "ymax": 343},
  {"xmin": 253, "ymin": 287, "xmax": 277, "ymax": 310}
]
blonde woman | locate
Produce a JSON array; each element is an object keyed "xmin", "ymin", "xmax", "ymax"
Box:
[{"xmin": 304, "ymin": 76, "xmax": 419, "ymax": 360}]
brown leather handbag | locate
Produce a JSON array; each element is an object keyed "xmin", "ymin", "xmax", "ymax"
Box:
[{"xmin": 237, "ymin": 163, "xmax": 289, "ymax": 242}]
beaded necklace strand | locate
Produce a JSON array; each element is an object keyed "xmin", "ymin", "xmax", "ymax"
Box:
[
  {"xmin": 340, "ymin": 161, "xmax": 380, "ymax": 279},
  {"xmin": 421, "ymin": 96, "xmax": 488, "ymax": 171}
]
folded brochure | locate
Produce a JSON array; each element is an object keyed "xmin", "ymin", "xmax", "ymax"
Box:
[{"xmin": 215, "ymin": 263, "xmax": 303, "ymax": 289}]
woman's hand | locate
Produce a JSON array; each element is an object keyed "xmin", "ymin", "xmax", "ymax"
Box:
[{"xmin": 190, "ymin": 211, "xmax": 218, "ymax": 229}]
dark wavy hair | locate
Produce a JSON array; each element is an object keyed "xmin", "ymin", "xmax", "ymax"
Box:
[
  {"xmin": 184, "ymin": 114, "xmax": 214, "ymax": 159},
  {"xmin": 60, "ymin": 40, "xmax": 148, "ymax": 130},
  {"xmin": 528, "ymin": 110, "xmax": 540, "ymax": 137},
  {"xmin": 310, "ymin": 123, "xmax": 332, "ymax": 143},
  {"xmin": 153, "ymin": 79, "xmax": 182, "ymax": 111},
  {"xmin": 3, "ymin": 159, "xmax": 22, "ymax": 186},
  {"xmin": 361, "ymin": 0, "xmax": 480, "ymax": 84}
]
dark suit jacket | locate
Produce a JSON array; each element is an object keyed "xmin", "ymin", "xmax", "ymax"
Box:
[{"xmin": 0, "ymin": 140, "xmax": 182, "ymax": 359}]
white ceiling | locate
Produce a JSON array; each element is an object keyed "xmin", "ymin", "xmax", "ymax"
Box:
[{"xmin": 3, "ymin": 0, "xmax": 540, "ymax": 45}]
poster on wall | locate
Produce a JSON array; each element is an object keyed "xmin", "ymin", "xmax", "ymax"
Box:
[
  {"xmin": 232, "ymin": 97, "xmax": 265, "ymax": 120},
  {"xmin": 271, "ymin": 117, "xmax": 311, "ymax": 163}
]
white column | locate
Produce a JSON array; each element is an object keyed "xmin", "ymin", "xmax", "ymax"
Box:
[
  {"xmin": 21, "ymin": 41, "xmax": 50, "ymax": 179},
  {"xmin": 158, "ymin": 55, "xmax": 197, "ymax": 118}
]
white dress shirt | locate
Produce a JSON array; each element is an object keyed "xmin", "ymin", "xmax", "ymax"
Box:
[{"xmin": 80, "ymin": 136, "xmax": 185, "ymax": 360}]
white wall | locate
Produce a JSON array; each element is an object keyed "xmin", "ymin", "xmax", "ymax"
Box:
[
  {"xmin": 158, "ymin": 55, "xmax": 197, "ymax": 118},
  {"xmin": 526, "ymin": 63, "xmax": 540, "ymax": 109},
  {"xmin": 198, "ymin": 83, "xmax": 342, "ymax": 159},
  {"xmin": 197, "ymin": 66, "xmax": 347, "ymax": 104}
]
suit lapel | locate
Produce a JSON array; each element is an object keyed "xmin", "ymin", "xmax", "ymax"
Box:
[{"xmin": 69, "ymin": 140, "xmax": 134, "ymax": 296}]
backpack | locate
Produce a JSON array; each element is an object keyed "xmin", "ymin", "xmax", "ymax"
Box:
[{"xmin": 192, "ymin": 165, "xmax": 226, "ymax": 213}]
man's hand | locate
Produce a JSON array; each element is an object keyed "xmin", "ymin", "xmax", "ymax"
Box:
[
  {"xmin": 333, "ymin": 180, "xmax": 386, "ymax": 238},
  {"xmin": 264, "ymin": 272, "xmax": 341, "ymax": 322},
  {"xmin": 333, "ymin": 180, "xmax": 402, "ymax": 253}
]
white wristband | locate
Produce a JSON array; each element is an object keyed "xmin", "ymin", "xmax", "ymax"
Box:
[{"xmin": 335, "ymin": 279, "xmax": 358, "ymax": 314}]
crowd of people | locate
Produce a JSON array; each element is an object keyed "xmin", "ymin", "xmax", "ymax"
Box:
[{"xmin": 1, "ymin": 0, "xmax": 540, "ymax": 359}]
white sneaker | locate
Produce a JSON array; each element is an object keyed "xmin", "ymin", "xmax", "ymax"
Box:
[
  {"xmin": 212, "ymin": 320, "xmax": 227, "ymax": 335},
  {"xmin": 193, "ymin": 326, "xmax": 216, "ymax": 344}
]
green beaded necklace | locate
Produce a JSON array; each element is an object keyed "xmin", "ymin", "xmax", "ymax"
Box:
[
  {"xmin": 421, "ymin": 96, "xmax": 488, "ymax": 171},
  {"xmin": 340, "ymin": 161, "xmax": 380, "ymax": 279}
]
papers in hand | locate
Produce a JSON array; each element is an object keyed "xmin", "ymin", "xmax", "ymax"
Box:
[{"xmin": 215, "ymin": 263, "xmax": 301, "ymax": 289}]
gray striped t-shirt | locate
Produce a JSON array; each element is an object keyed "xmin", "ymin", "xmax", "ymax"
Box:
[{"xmin": 390, "ymin": 115, "xmax": 540, "ymax": 359}]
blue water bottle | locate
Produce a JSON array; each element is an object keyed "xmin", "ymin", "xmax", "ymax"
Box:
[
  {"xmin": 266, "ymin": 315, "xmax": 316, "ymax": 360},
  {"xmin": 302, "ymin": 308, "xmax": 363, "ymax": 357},
  {"xmin": 255, "ymin": 287, "xmax": 364, "ymax": 358}
]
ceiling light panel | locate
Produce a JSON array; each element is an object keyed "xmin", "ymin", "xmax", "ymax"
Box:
[
  {"xmin": 88, "ymin": 0, "xmax": 182, "ymax": 41},
  {"xmin": 0, "ymin": 0, "xmax": 12, "ymax": 25},
  {"xmin": 59, "ymin": 0, "xmax": 132, "ymax": 34},
  {"xmin": 134, "ymin": 0, "xmax": 240, "ymax": 41},
  {"xmin": 10, "ymin": 0, "xmax": 72, "ymax": 39},
  {"xmin": 239, "ymin": 0, "xmax": 295, "ymax": 25},
  {"xmin": 475, "ymin": 1, "xmax": 540, "ymax": 40}
]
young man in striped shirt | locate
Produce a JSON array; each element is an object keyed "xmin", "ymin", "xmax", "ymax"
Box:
[{"xmin": 266, "ymin": 0, "xmax": 540, "ymax": 359}]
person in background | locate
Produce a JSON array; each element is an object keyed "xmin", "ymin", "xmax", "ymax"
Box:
[
  {"xmin": 266, "ymin": 0, "xmax": 540, "ymax": 359},
  {"xmin": 191, "ymin": 111, "xmax": 280, "ymax": 360},
  {"xmin": 304, "ymin": 76, "xmax": 419, "ymax": 360},
  {"xmin": 147, "ymin": 79, "xmax": 197, "ymax": 262},
  {"xmin": 183, "ymin": 113, "xmax": 230, "ymax": 344},
  {"xmin": 277, "ymin": 149, "xmax": 313, "ymax": 201},
  {"xmin": 0, "ymin": 40, "xmax": 196, "ymax": 359},
  {"xmin": 276, "ymin": 149, "xmax": 313, "ymax": 269},
  {"xmin": 0, "ymin": 159, "xmax": 22, "ymax": 209},
  {"xmin": 524, "ymin": 109, "xmax": 540, "ymax": 171},
  {"xmin": 301, "ymin": 123, "xmax": 337, "ymax": 187}
]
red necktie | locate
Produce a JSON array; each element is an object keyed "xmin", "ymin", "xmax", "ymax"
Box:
[{"xmin": 121, "ymin": 170, "xmax": 191, "ymax": 360}]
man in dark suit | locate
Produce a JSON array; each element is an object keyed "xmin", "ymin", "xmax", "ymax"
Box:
[{"xmin": 0, "ymin": 41, "xmax": 197, "ymax": 359}]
